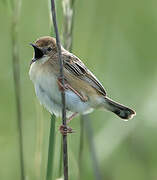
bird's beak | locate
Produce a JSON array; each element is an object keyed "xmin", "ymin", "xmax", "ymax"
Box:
[{"xmin": 30, "ymin": 43, "xmax": 44, "ymax": 62}]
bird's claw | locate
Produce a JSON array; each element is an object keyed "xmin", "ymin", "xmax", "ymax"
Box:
[{"xmin": 59, "ymin": 125, "xmax": 75, "ymax": 135}]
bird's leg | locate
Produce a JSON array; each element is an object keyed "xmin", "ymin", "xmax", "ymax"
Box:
[
  {"xmin": 57, "ymin": 77, "xmax": 71, "ymax": 135},
  {"xmin": 57, "ymin": 77, "xmax": 85, "ymax": 135},
  {"xmin": 59, "ymin": 113, "xmax": 78, "ymax": 135},
  {"xmin": 66, "ymin": 112, "xmax": 79, "ymax": 124},
  {"xmin": 59, "ymin": 125, "xmax": 73, "ymax": 135},
  {"xmin": 57, "ymin": 77, "xmax": 88, "ymax": 102},
  {"xmin": 57, "ymin": 77, "xmax": 69, "ymax": 91}
]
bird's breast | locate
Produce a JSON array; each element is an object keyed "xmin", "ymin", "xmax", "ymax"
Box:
[
  {"xmin": 29, "ymin": 62, "xmax": 94, "ymax": 116},
  {"xmin": 29, "ymin": 62, "xmax": 61, "ymax": 102}
]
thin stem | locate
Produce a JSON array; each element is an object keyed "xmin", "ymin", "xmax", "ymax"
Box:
[
  {"xmin": 46, "ymin": 0, "xmax": 56, "ymax": 179},
  {"xmin": 78, "ymin": 117, "xmax": 84, "ymax": 180},
  {"xmin": 11, "ymin": 0, "xmax": 25, "ymax": 179},
  {"xmin": 46, "ymin": 114, "xmax": 56, "ymax": 180},
  {"xmin": 83, "ymin": 115, "xmax": 103, "ymax": 180},
  {"xmin": 50, "ymin": 0, "xmax": 68, "ymax": 179},
  {"xmin": 58, "ymin": 137, "xmax": 63, "ymax": 177},
  {"xmin": 57, "ymin": 1, "xmax": 76, "ymax": 178},
  {"xmin": 62, "ymin": 0, "xmax": 76, "ymax": 51}
]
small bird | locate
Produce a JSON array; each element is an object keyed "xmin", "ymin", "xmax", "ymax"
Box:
[{"xmin": 29, "ymin": 36, "xmax": 135, "ymax": 132}]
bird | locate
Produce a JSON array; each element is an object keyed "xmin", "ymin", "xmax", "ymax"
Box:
[{"xmin": 29, "ymin": 36, "xmax": 136, "ymax": 133}]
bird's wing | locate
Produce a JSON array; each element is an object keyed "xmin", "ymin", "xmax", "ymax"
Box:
[{"xmin": 63, "ymin": 53, "xmax": 106, "ymax": 96}]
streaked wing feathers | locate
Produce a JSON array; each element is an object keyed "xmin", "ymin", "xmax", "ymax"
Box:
[{"xmin": 63, "ymin": 53, "xmax": 106, "ymax": 96}]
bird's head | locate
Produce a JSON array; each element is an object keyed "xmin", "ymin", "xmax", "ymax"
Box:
[{"xmin": 30, "ymin": 36, "xmax": 57, "ymax": 64}]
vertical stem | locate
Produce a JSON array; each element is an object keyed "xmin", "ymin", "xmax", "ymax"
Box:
[
  {"xmin": 78, "ymin": 117, "xmax": 84, "ymax": 180},
  {"xmin": 50, "ymin": 0, "xmax": 68, "ymax": 179},
  {"xmin": 82, "ymin": 115, "xmax": 102, "ymax": 180},
  {"xmin": 60, "ymin": 0, "xmax": 76, "ymax": 178},
  {"xmin": 34, "ymin": 103, "xmax": 44, "ymax": 180},
  {"xmin": 46, "ymin": 1, "xmax": 56, "ymax": 179},
  {"xmin": 62, "ymin": 0, "xmax": 76, "ymax": 51},
  {"xmin": 11, "ymin": 0, "xmax": 25, "ymax": 179},
  {"xmin": 46, "ymin": 114, "xmax": 56, "ymax": 180},
  {"xmin": 58, "ymin": 138, "xmax": 63, "ymax": 177}
]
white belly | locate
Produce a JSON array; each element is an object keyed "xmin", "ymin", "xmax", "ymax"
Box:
[{"xmin": 29, "ymin": 63, "xmax": 93, "ymax": 117}]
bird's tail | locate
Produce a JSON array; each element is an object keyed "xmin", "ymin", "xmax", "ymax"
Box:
[{"xmin": 103, "ymin": 97, "xmax": 136, "ymax": 120}]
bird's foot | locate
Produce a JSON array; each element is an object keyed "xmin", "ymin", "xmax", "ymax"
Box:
[{"xmin": 59, "ymin": 125, "xmax": 75, "ymax": 135}]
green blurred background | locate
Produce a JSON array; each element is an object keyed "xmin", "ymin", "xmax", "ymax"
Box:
[{"xmin": 0, "ymin": 0, "xmax": 157, "ymax": 179}]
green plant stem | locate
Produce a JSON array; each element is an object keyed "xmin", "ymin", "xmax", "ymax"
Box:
[
  {"xmin": 82, "ymin": 115, "xmax": 102, "ymax": 180},
  {"xmin": 56, "ymin": 1, "xmax": 76, "ymax": 178},
  {"xmin": 78, "ymin": 117, "xmax": 84, "ymax": 180},
  {"xmin": 11, "ymin": 0, "xmax": 25, "ymax": 180},
  {"xmin": 46, "ymin": 1, "xmax": 56, "ymax": 179},
  {"xmin": 58, "ymin": 137, "xmax": 63, "ymax": 177},
  {"xmin": 46, "ymin": 114, "xmax": 56, "ymax": 180},
  {"xmin": 50, "ymin": 0, "xmax": 68, "ymax": 179}
]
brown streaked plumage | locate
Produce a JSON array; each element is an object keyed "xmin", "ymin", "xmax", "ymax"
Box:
[{"xmin": 29, "ymin": 36, "xmax": 136, "ymax": 121}]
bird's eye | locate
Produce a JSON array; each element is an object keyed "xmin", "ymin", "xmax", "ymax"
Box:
[{"xmin": 47, "ymin": 47, "xmax": 52, "ymax": 51}]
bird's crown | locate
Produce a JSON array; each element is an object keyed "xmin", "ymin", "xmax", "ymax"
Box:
[{"xmin": 35, "ymin": 36, "xmax": 57, "ymax": 49}]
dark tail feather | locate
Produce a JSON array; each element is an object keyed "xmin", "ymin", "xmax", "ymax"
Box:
[{"xmin": 104, "ymin": 97, "xmax": 136, "ymax": 119}]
